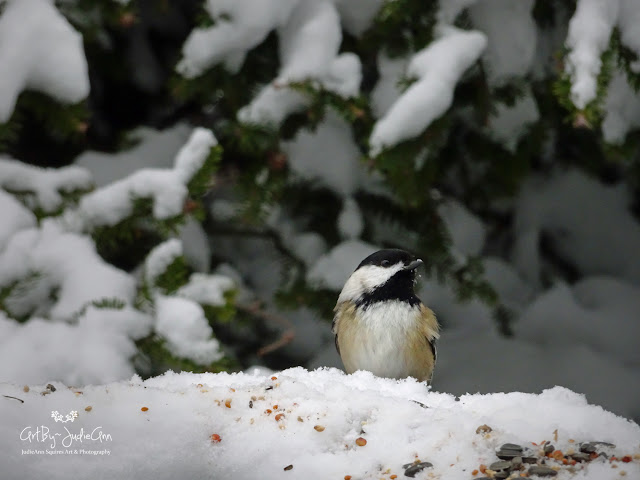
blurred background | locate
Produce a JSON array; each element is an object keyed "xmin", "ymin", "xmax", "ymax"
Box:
[{"xmin": 1, "ymin": 0, "xmax": 639, "ymax": 423}]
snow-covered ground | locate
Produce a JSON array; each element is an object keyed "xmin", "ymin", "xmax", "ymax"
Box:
[{"xmin": 1, "ymin": 368, "xmax": 639, "ymax": 480}]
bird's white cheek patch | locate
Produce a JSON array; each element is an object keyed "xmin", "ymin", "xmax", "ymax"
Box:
[{"xmin": 337, "ymin": 263, "xmax": 405, "ymax": 303}]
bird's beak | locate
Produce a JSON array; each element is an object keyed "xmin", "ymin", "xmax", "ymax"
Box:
[{"xmin": 405, "ymin": 259, "xmax": 423, "ymax": 271}]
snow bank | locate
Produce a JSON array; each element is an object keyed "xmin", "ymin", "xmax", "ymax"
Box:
[{"xmin": 1, "ymin": 369, "xmax": 639, "ymax": 479}]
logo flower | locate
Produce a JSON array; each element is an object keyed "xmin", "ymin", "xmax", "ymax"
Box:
[{"xmin": 51, "ymin": 410, "xmax": 78, "ymax": 423}]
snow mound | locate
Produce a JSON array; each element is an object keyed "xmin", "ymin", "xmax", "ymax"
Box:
[{"xmin": 1, "ymin": 368, "xmax": 639, "ymax": 479}]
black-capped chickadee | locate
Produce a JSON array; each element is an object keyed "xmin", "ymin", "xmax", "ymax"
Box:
[{"xmin": 332, "ymin": 249, "xmax": 439, "ymax": 384}]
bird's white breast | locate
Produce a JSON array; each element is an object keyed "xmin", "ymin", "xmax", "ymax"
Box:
[{"xmin": 341, "ymin": 301, "xmax": 421, "ymax": 379}]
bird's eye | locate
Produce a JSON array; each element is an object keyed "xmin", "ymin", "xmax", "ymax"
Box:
[{"xmin": 381, "ymin": 260, "xmax": 390, "ymax": 267}]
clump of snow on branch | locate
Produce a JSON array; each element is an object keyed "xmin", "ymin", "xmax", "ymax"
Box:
[
  {"xmin": 237, "ymin": 1, "xmax": 346, "ymax": 126},
  {"xmin": 75, "ymin": 124, "xmax": 193, "ymax": 187},
  {"xmin": 486, "ymin": 86, "xmax": 540, "ymax": 151},
  {"xmin": 0, "ymin": 0, "xmax": 89, "ymax": 121},
  {"xmin": 618, "ymin": 0, "xmax": 640, "ymax": 72},
  {"xmin": 177, "ymin": 0, "xmax": 367, "ymax": 126},
  {"xmin": 468, "ymin": 0, "xmax": 537, "ymax": 86},
  {"xmin": 602, "ymin": 70, "xmax": 640, "ymax": 144},
  {"xmin": 0, "ymin": 126, "xmax": 234, "ymax": 383},
  {"xmin": 155, "ymin": 296, "xmax": 224, "ymax": 365},
  {"xmin": 0, "ymin": 157, "xmax": 92, "ymax": 212},
  {"xmin": 178, "ymin": 273, "xmax": 235, "ymax": 307},
  {"xmin": 0, "ymin": 306, "xmax": 152, "ymax": 385},
  {"xmin": 63, "ymin": 127, "xmax": 216, "ymax": 231},
  {"xmin": 564, "ymin": 0, "xmax": 620, "ymax": 110},
  {"xmin": 0, "ymin": 221, "xmax": 135, "ymax": 320},
  {"xmin": 177, "ymin": 0, "xmax": 299, "ymax": 77},
  {"xmin": 0, "ymin": 190, "xmax": 36, "ymax": 250},
  {"xmin": 144, "ymin": 239, "xmax": 234, "ymax": 365},
  {"xmin": 75, "ymin": 124, "xmax": 211, "ymax": 272},
  {"xmin": 282, "ymin": 112, "xmax": 366, "ymax": 197},
  {"xmin": 144, "ymin": 238, "xmax": 183, "ymax": 287},
  {"xmin": 369, "ymin": 27, "xmax": 487, "ymax": 156}
]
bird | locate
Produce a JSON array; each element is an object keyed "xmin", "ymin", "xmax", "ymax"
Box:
[{"xmin": 332, "ymin": 248, "xmax": 439, "ymax": 384}]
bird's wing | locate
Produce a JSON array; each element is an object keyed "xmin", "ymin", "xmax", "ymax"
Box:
[
  {"xmin": 419, "ymin": 303, "xmax": 439, "ymax": 384},
  {"xmin": 331, "ymin": 315, "xmax": 340, "ymax": 355}
]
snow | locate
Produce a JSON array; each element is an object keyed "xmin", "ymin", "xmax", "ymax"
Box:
[
  {"xmin": 482, "ymin": 257, "xmax": 534, "ymax": 312},
  {"xmin": 564, "ymin": 0, "xmax": 619, "ymax": 110},
  {"xmin": 437, "ymin": 0, "xmax": 480, "ymax": 25},
  {"xmin": 281, "ymin": 111, "xmax": 368, "ymax": 197},
  {"xmin": 369, "ymin": 27, "xmax": 487, "ymax": 156},
  {"xmin": 468, "ymin": 0, "xmax": 537, "ymax": 86},
  {"xmin": 75, "ymin": 124, "xmax": 193, "ymax": 187},
  {"xmin": 0, "ymin": 221, "xmax": 136, "ymax": 321},
  {"xmin": 176, "ymin": 0, "xmax": 298, "ymax": 78},
  {"xmin": 64, "ymin": 128, "xmax": 216, "ymax": 230},
  {"xmin": 285, "ymin": 232, "xmax": 327, "ymax": 267},
  {"xmin": 370, "ymin": 53, "xmax": 409, "ymax": 118},
  {"xmin": 0, "ymin": 0, "xmax": 89, "ymax": 122},
  {"xmin": 337, "ymin": 196, "xmax": 363, "ymax": 239},
  {"xmin": 144, "ymin": 239, "xmax": 183, "ymax": 287},
  {"xmin": 515, "ymin": 278, "xmax": 640, "ymax": 368},
  {"xmin": 143, "ymin": 240, "xmax": 232, "ymax": 364},
  {"xmin": 178, "ymin": 0, "xmax": 364, "ymax": 127},
  {"xmin": 333, "ymin": 0, "xmax": 383, "ymax": 36},
  {"xmin": 0, "ymin": 306, "xmax": 152, "ymax": 385},
  {"xmin": 177, "ymin": 273, "xmax": 236, "ymax": 307},
  {"xmin": 75, "ymin": 125, "xmax": 211, "ymax": 272},
  {"xmin": 0, "ymin": 189, "xmax": 36, "ymax": 250},
  {"xmin": 618, "ymin": 0, "xmax": 640, "ymax": 72},
  {"xmin": 512, "ymin": 169, "xmax": 640, "ymax": 286},
  {"xmin": 486, "ymin": 87, "xmax": 540, "ymax": 151},
  {"xmin": 0, "ymin": 157, "xmax": 92, "ymax": 212},
  {"xmin": 1, "ymin": 369, "xmax": 639, "ymax": 479},
  {"xmin": 602, "ymin": 70, "xmax": 640, "ymax": 144},
  {"xmin": 154, "ymin": 296, "xmax": 224, "ymax": 365},
  {"xmin": 307, "ymin": 239, "xmax": 377, "ymax": 290},
  {"xmin": 437, "ymin": 199, "xmax": 486, "ymax": 257},
  {"xmin": 237, "ymin": 1, "xmax": 345, "ymax": 126}
]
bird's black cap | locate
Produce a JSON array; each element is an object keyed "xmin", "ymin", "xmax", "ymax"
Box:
[{"xmin": 356, "ymin": 249, "xmax": 417, "ymax": 271}]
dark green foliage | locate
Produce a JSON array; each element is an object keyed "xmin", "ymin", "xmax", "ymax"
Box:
[
  {"xmin": 135, "ymin": 335, "xmax": 238, "ymax": 377},
  {"xmin": 0, "ymin": 91, "xmax": 88, "ymax": 156},
  {"xmin": 552, "ymin": 33, "xmax": 616, "ymax": 128},
  {"xmin": 361, "ymin": 0, "xmax": 438, "ymax": 57},
  {"xmin": 0, "ymin": 272, "xmax": 42, "ymax": 322},
  {"xmin": 153, "ymin": 256, "xmax": 190, "ymax": 295},
  {"xmin": 171, "ymin": 31, "xmax": 280, "ymax": 112},
  {"xmin": 93, "ymin": 197, "xmax": 183, "ymax": 268}
]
